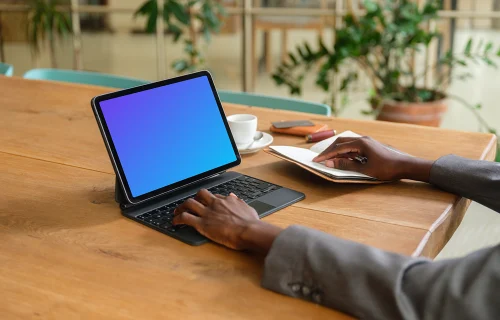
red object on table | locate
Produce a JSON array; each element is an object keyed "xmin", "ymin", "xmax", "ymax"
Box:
[{"xmin": 305, "ymin": 130, "xmax": 337, "ymax": 143}]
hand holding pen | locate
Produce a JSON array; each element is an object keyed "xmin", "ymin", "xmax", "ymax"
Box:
[{"xmin": 312, "ymin": 136, "xmax": 424, "ymax": 181}]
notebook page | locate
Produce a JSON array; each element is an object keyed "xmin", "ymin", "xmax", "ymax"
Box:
[
  {"xmin": 310, "ymin": 130, "xmax": 411, "ymax": 156},
  {"xmin": 269, "ymin": 146, "xmax": 374, "ymax": 179},
  {"xmin": 310, "ymin": 131, "xmax": 361, "ymax": 154}
]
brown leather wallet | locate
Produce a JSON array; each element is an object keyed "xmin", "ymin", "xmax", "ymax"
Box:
[{"xmin": 270, "ymin": 123, "xmax": 329, "ymax": 136}]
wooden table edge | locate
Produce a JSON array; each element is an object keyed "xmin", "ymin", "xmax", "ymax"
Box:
[{"xmin": 413, "ymin": 134, "xmax": 497, "ymax": 258}]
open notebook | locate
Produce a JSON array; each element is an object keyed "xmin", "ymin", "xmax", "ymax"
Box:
[{"xmin": 266, "ymin": 131, "xmax": 382, "ymax": 184}]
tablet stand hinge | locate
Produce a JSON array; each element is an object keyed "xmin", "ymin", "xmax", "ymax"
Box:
[{"xmin": 114, "ymin": 171, "xmax": 227, "ymax": 210}]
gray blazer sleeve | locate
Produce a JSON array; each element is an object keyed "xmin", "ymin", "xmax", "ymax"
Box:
[
  {"xmin": 430, "ymin": 155, "xmax": 500, "ymax": 212},
  {"xmin": 261, "ymin": 154, "xmax": 500, "ymax": 319}
]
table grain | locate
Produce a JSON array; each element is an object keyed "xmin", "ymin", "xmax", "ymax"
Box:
[{"xmin": 0, "ymin": 77, "xmax": 496, "ymax": 319}]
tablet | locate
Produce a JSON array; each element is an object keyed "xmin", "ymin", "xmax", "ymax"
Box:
[{"xmin": 91, "ymin": 71, "xmax": 241, "ymax": 204}]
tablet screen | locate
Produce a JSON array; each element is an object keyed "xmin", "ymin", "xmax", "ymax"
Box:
[{"xmin": 98, "ymin": 75, "xmax": 238, "ymax": 198}]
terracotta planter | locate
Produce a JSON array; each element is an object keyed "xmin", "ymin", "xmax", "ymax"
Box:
[{"xmin": 375, "ymin": 99, "xmax": 448, "ymax": 127}]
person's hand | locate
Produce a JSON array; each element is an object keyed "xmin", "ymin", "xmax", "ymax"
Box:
[
  {"xmin": 312, "ymin": 136, "xmax": 434, "ymax": 182},
  {"xmin": 173, "ymin": 189, "xmax": 282, "ymax": 253}
]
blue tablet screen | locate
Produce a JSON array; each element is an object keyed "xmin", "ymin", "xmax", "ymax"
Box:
[{"xmin": 99, "ymin": 76, "xmax": 237, "ymax": 197}]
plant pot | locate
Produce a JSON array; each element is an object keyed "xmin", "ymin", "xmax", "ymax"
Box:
[{"xmin": 374, "ymin": 99, "xmax": 448, "ymax": 127}]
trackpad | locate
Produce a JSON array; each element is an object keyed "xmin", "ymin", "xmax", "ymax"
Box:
[
  {"xmin": 249, "ymin": 200, "xmax": 275, "ymax": 216},
  {"xmin": 258, "ymin": 187, "xmax": 304, "ymax": 207}
]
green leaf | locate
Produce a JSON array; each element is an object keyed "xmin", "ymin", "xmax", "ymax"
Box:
[
  {"xmin": 363, "ymin": 0, "xmax": 378, "ymax": 13},
  {"xmin": 484, "ymin": 42, "xmax": 493, "ymax": 54},
  {"xmin": 481, "ymin": 57, "xmax": 497, "ymax": 67},
  {"xmin": 146, "ymin": 13, "xmax": 158, "ymax": 33},
  {"xmin": 184, "ymin": 40, "xmax": 194, "ymax": 54},
  {"xmin": 167, "ymin": 0, "xmax": 190, "ymax": 25},
  {"xmin": 134, "ymin": 0, "xmax": 156, "ymax": 17},
  {"xmin": 203, "ymin": 27, "xmax": 211, "ymax": 42},
  {"xmin": 173, "ymin": 31, "xmax": 183, "ymax": 42},
  {"xmin": 172, "ymin": 59, "xmax": 189, "ymax": 72},
  {"xmin": 474, "ymin": 104, "xmax": 482, "ymax": 110},
  {"xmin": 304, "ymin": 42, "xmax": 313, "ymax": 57},
  {"xmin": 341, "ymin": 95, "xmax": 349, "ymax": 107},
  {"xmin": 290, "ymin": 84, "xmax": 301, "ymax": 95},
  {"xmin": 134, "ymin": 0, "xmax": 158, "ymax": 33},
  {"xmin": 315, "ymin": 70, "xmax": 330, "ymax": 91},
  {"xmin": 464, "ymin": 38, "xmax": 472, "ymax": 55},
  {"xmin": 200, "ymin": 2, "xmax": 221, "ymax": 31},
  {"xmin": 416, "ymin": 89, "xmax": 433, "ymax": 102},
  {"xmin": 339, "ymin": 72, "xmax": 358, "ymax": 91},
  {"xmin": 54, "ymin": 13, "xmax": 71, "ymax": 36},
  {"xmin": 297, "ymin": 46, "xmax": 307, "ymax": 60},
  {"xmin": 163, "ymin": 2, "xmax": 171, "ymax": 24},
  {"xmin": 422, "ymin": 1, "xmax": 439, "ymax": 17},
  {"xmin": 167, "ymin": 24, "xmax": 183, "ymax": 42},
  {"xmin": 288, "ymin": 53, "xmax": 298, "ymax": 66},
  {"xmin": 272, "ymin": 74, "xmax": 285, "ymax": 85},
  {"xmin": 318, "ymin": 38, "xmax": 329, "ymax": 55}
]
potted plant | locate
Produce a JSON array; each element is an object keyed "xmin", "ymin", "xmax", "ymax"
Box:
[
  {"xmin": 272, "ymin": 0, "xmax": 499, "ymax": 160},
  {"xmin": 134, "ymin": 0, "xmax": 226, "ymax": 73},
  {"xmin": 27, "ymin": 0, "xmax": 72, "ymax": 68}
]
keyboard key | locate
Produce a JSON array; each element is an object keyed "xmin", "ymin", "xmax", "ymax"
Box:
[
  {"xmin": 257, "ymin": 183, "xmax": 272, "ymax": 190},
  {"xmin": 130, "ymin": 177, "xmax": 280, "ymax": 241},
  {"xmin": 161, "ymin": 221, "xmax": 172, "ymax": 229}
]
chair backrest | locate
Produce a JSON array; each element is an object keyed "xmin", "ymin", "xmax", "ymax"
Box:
[
  {"xmin": 0, "ymin": 63, "xmax": 14, "ymax": 76},
  {"xmin": 217, "ymin": 90, "xmax": 331, "ymax": 116},
  {"xmin": 23, "ymin": 69, "xmax": 150, "ymax": 89}
]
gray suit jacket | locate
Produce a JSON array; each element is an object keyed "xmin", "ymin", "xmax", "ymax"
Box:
[{"xmin": 261, "ymin": 155, "xmax": 500, "ymax": 319}]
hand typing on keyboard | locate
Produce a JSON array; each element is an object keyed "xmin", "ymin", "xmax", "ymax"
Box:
[{"xmin": 173, "ymin": 189, "xmax": 282, "ymax": 253}]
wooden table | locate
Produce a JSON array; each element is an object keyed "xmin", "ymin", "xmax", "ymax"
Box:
[{"xmin": 0, "ymin": 77, "xmax": 496, "ymax": 319}]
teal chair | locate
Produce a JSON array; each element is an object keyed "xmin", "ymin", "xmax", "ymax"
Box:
[
  {"xmin": 0, "ymin": 63, "xmax": 13, "ymax": 76},
  {"xmin": 217, "ymin": 90, "xmax": 331, "ymax": 116},
  {"xmin": 23, "ymin": 69, "xmax": 150, "ymax": 89}
]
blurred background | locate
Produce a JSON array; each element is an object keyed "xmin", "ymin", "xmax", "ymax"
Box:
[{"xmin": 1, "ymin": 0, "xmax": 499, "ymax": 258}]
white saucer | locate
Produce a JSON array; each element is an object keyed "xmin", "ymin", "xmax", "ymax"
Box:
[{"xmin": 236, "ymin": 132, "xmax": 273, "ymax": 154}]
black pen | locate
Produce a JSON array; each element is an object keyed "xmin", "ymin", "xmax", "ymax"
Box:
[{"xmin": 354, "ymin": 156, "xmax": 368, "ymax": 164}]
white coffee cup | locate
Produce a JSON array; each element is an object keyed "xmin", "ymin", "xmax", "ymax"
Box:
[{"xmin": 227, "ymin": 114, "xmax": 258, "ymax": 144}]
